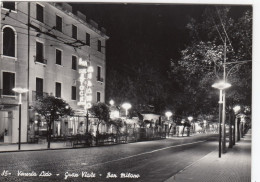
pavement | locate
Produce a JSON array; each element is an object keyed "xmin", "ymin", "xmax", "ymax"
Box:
[
  {"xmin": 0, "ymin": 131, "xmax": 205, "ymax": 152},
  {"xmin": 0, "ymin": 142, "xmax": 71, "ymax": 152},
  {"xmin": 165, "ymin": 129, "xmax": 251, "ymax": 182}
]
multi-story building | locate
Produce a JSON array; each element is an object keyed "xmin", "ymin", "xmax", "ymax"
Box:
[{"xmin": 0, "ymin": 2, "xmax": 109, "ymax": 143}]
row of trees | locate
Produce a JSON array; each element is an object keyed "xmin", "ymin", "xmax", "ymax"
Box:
[
  {"xmin": 106, "ymin": 6, "xmax": 252, "ymax": 121},
  {"xmin": 34, "ymin": 97, "xmax": 123, "ymax": 148}
]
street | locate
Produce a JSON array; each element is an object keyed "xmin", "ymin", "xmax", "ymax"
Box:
[{"xmin": 0, "ymin": 134, "xmax": 218, "ymax": 182}]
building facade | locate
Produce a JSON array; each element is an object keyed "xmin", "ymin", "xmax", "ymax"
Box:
[{"xmin": 0, "ymin": 2, "xmax": 108, "ymax": 143}]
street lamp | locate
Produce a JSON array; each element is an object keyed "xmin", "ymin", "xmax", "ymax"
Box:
[
  {"xmin": 12, "ymin": 87, "xmax": 29, "ymax": 150},
  {"xmin": 188, "ymin": 116, "xmax": 193, "ymax": 134},
  {"xmin": 233, "ymin": 105, "xmax": 241, "ymax": 114},
  {"xmin": 165, "ymin": 111, "xmax": 172, "ymax": 120},
  {"xmin": 122, "ymin": 103, "xmax": 131, "ymax": 118},
  {"xmin": 212, "ymin": 80, "xmax": 231, "ymax": 158},
  {"xmin": 109, "ymin": 99, "xmax": 114, "ymax": 106}
]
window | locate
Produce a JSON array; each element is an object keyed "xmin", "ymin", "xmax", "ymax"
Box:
[
  {"xmin": 56, "ymin": 15, "xmax": 62, "ymax": 32},
  {"xmin": 98, "ymin": 40, "xmax": 101, "ymax": 52},
  {"xmin": 55, "ymin": 82, "xmax": 61, "ymax": 98},
  {"xmin": 3, "ymin": 27, "xmax": 15, "ymax": 57},
  {"xmin": 2, "ymin": 2, "xmax": 15, "ymax": 11},
  {"xmin": 36, "ymin": 77, "xmax": 43, "ymax": 98},
  {"xmin": 2, "ymin": 72, "xmax": 15, "ymax": 96},
  {"xmin": 72, "ymin": 25, "xmax": 77, "ymax": 39},
  {"xmin": 86, "ymin": 33, "xmax": 90, "ymax": 46},
  {"xmin": 71, "ymin": 86, "xmax": 76, "ymax": 100},
  {"xmin": 97, "ymin": 92, "xmax": 101, "ymax": 102},
  {"xmin": 97, "ymin": 66, "xmax": 101, "ymax": 81},
  {"xmin": 56, "ymin": 49, "xmax": 62, "ymax": 65},
  {"xmin": 72, "ymin": 56, "xmax": 77, "ymax": 70},
  {"xmin": 36, "ymin": 41, "xmax": 44, "ymax": 63},
  {"xmin": 36, "ymin": 4, "xmax": 44, "ymax": 23}
]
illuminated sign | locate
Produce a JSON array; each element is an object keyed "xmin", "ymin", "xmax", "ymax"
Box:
[
  {"xmin": 77, "ymin": 68, "xmax": 87, "ymax": 106},
  {"xmin": 77, "ymin": 58, "xmax": 94, "ymax": 110},
  {"xmin": 79, "ymin": 57, "xmax": 89, "ymax": 67}
]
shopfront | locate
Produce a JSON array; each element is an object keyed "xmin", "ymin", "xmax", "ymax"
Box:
[{"xmin": 0, "ymin": 111, "xmax": 13, "ymax": 143}]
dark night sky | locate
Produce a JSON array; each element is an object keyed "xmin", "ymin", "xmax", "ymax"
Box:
[{"xmin": 70, "ymin": 3, "xmax": 250, "ymax": 75}]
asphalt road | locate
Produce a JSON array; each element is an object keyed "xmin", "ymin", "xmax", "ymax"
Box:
[{"xmin": 0, "ymin": 134, "xmax": 218, "ymax": 182}]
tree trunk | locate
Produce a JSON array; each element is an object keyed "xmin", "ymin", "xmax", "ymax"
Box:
[
  {"xmin": 237, "ymin": 118, "xmax": 241, "ymax": 141},
  {"xmin": 182, "ymin": 126, "xmax": 186, "ymax": 137},
  {"xmin": 233, "ymin": 114, "xmax": 236, "ymax": 146},
  {"xmin": 47, "ymin": 122, "xmax": 51, "ymax": 149},
  {"xmin": 228, "ymin": 111, "xmax": 233, "ymax": 148},
  {"xmin": 96, "ymin": 123, "xmax": 100, "ymax": 146}
]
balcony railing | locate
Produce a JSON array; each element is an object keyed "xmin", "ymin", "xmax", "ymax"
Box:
[
  {"xmin": 32, "ymin": 91, "xmax": 49, "ymax": 101},
  {"xmin": 0, "ymin": 89, "xmax": 15, "ymax": 97},
  {"xmin": 34, "ymin": 56, "xmax": 47, "ymax": 65},
  {"xmin": 97, "ymin": 77, "xmax": 104, "ymax": 82}
]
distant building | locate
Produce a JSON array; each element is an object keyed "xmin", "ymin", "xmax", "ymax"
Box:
[{"xmin": 0, "ymin": 2, "xmax": 109, "ymax": 143}]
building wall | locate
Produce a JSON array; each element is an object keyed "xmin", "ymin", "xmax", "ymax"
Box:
[{"xmin": 0, "ymin": 2, "xmax": 108, "ymax": 143}]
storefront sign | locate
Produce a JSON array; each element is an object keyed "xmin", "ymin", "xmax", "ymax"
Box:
[
  {"xmin": 77, "ymin": 68, "xmax": 87, "ymax": 106},
  {"xmin": 77, "ymin": 62, "xmax": 94, "ymax": 109},
  {"xmin": 78, "ymin": 57, "xmax": 89, "ymax": 67}
]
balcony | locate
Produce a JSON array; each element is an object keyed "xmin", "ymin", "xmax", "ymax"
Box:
[
  {"xmin": 34, "ymin": 56, "xmax": 47, "ymax": 65},
  {"xmin": 32, "ymin": 91, "xmax": 49, "ymax": 101},
  {"xmin": 97, "ymin": 77, "xmax": 104, "ymax": 82},
  {"xmin": 0, "ymin": 89, "xmax": 15, "ymax": 97}
]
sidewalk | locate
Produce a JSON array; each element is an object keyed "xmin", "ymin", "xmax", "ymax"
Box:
[
  {"xmin": 165, "ymin": 130, "xmax": 251, "ymax": 182},
  {"xmin": 0, "ymin": 132, "xmax": 213, "ymax": 152},
  {"xmin": 0, "ymin": 142, "xmax": 71, "ymax": 152}
]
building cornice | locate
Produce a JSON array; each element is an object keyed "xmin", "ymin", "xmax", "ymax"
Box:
[{"xmin": 49, "ymin": 2, "xmax": 109, "ymax": 40}]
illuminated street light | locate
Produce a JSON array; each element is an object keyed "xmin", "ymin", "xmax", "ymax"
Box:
[
  {"xmin": 12, "ymin": 87, "xmax": 29, "ymax": 150},
  {"xmin": 233, "ymin": 105, "xmax": 241, "ymax": 113},
  {"xmin": 109, "ymin": 100, "xmax": 115, "ymax": 106},
  {"xmin": 122, "ymin": 103, "xmax": 131, "ymax": 117},
  {"xmin": 212, "ymin": 80, "xmax": 231, "ymax": 158},
  {"xmin": 165, "ymin": 111, "xmax": 172, "ymax": 120},
  {"xmin": 212, "ymin": 80, "xmax": 231, "ymax": 90},
  {"xmin": 188, "ymin": 116, "xmax": 193, "ymax": 122}
]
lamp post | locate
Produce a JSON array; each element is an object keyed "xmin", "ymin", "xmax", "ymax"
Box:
[
  {"xmin": 188, "ymin": 116, "xmax": 193, "ymax": 134},
  {"xmin": 165, "ymin": 111, "xmax": 172, "ymax": 120},
  {"xmin": 109, "ymin": 99, "xmax": 114, "ymax": 106},
  {"xmin": 165, "ymin": 111, "xmax": 172, "ymax": 137},
  {"xmin": 122, "ymin": 103, "xmax": 131, "ymax": 142},
  {"xmin": 212, "ymin": 80, "xmax": 231, "ymax": 158},
  {"xmin": 12, "ymin": 87, "xmax": 29, "ymax": 150},
  {"xmin": 122, "ymin": 103, "xmax": 131, "ymax": 118},
  {"xmin": 233, "ymin": 105, "xmax": 241, "ymax": 143}
]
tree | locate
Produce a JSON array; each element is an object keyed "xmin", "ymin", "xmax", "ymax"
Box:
[
  {"xmin": 34, "ymin": 96, "xmax": 74, "ymax": 149},
  {"xmin": 88, "ymin": 102, "xmax": 110, "ymax": 145},
  {"xmin": 106, "ymin": 61, "xmax": 169, "ymax": 115},
  {"xmin": 109, "ymin": 118, "xmax": 124, "ymax": 143},
  {"xmin": 169, "ymin": 7, "xmax": 252, "ymax": 118}
]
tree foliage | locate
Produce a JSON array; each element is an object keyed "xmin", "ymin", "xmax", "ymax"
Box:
[
  {"xmin": 169, "ymin": 6, "xmax": 252, "ymax": 118},
  {"xmin": 89, "ymin": 102, "xmax": 110, "ymax": 131},
  {"xmin": 33, "ymin": 96, "xmax": 74, "ymax": 148},
  {"xmin": 106, "ymin": 61, "xmax": 169, "ymax": 114}
]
